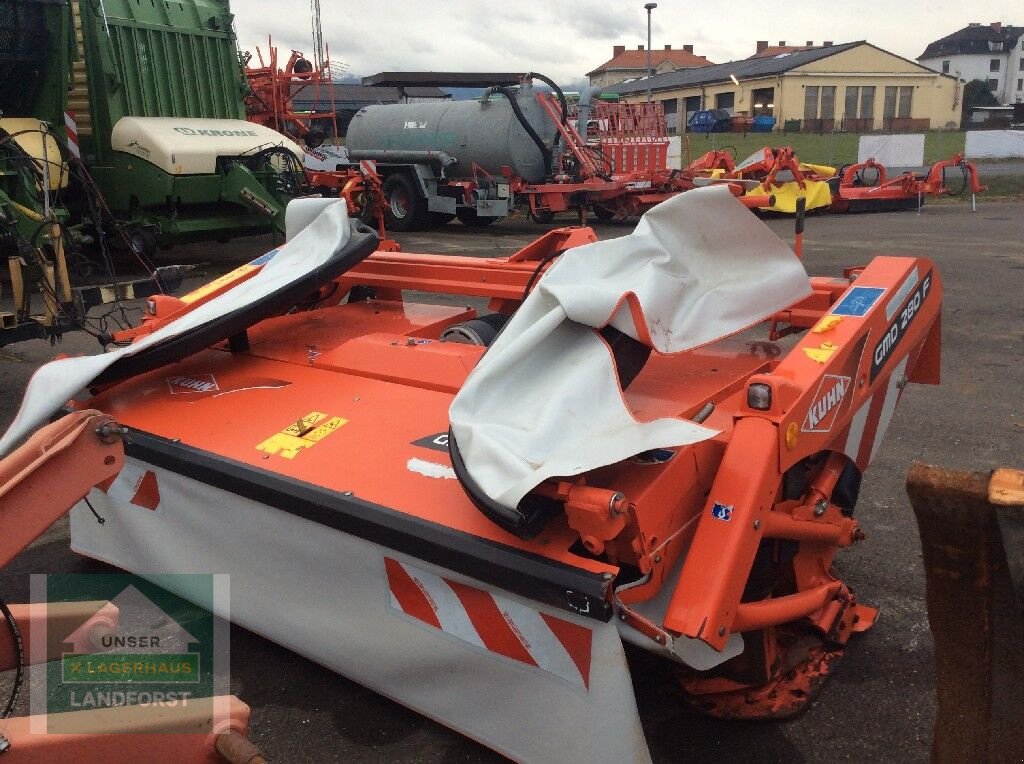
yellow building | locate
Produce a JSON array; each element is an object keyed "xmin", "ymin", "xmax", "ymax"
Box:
[{"xmin": 607, "ymin": 41, "xmax": 961, "ymax": 133}]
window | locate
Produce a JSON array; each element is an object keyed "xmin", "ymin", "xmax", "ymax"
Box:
[
  {"xmin": 844, "ymin": 86, "xmax": 858, "ymax": 118},
  {"xmin": 883, "ymin": 86, "xmax": 897, "ymax": 118},
  {"xmin": 715, "ymin": 91, "xmax": 735, "ymax": 114},
  {"xmin": 751, "ymin": 87, "xmax": 775, "ymax": 116},
  {"xmin": 988, "ymin": 78, "xmax": 999, "ymax": 91},
  {"xmin": 661, "ymin": 98, "xmax": 677, "ymax": 134},
  {"xmin": 804, "ymin": 86, "xmax": 819, "ymax": 120},
  {"xmin": 1018, "ymin": 78, "xmax": 1023, "ymax": 91},
  {"xmin": 990, "ymin": 59, "xmax": 1001, "ymax": 72},
  {"xmin": 819, "ymin": 86, "xmax": 836, "ymax": 120},
  {"xmin": 860, "ymin": 86, "xmax": 875, "ymax": 119},
  {"xmin": 942, "ymin": 60, "xmax": 950, "ymax": 73},
  {"xmin": 846, "ymin": 86, "xmax": 876, "ymax": 119},
  {"xmin": 897, "ymin": 86, "xmax": 913, "ymax": 118},
  {"xmin": 1019, "ymin": 58, "xmax": 1024, "ymax": 71}
]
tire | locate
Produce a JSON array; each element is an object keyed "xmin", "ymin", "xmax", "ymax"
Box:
[
  {"xmin": 529, "ymin": 208, "xmax": 554, "ymax": 224},
  {"xmin": 456, "ymin": 208, "xmax": 499, "ymax": 227},
  {"xmin": 382, "ymin": 174, "xmax": 425, "ymax": 232},
  {"xmin": 591, "ymin": 204, "xmax": 615, "ymax": 221},
  {"xmin": 127, "ymin": 226, "xmax": 157, "ymax": 261},
  {"xmin": 439, "ymin": 313, "xmax": 510, "ymax": 346},
  {"xmin": 347, "ymin": 191, "xmax": 379, "ymax": 226}
]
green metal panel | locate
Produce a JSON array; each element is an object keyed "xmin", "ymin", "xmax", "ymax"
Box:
[
  {"xmin": 0, "ymin": 1, "xmax": 75, "ymax": 127},
  {"xmin": 77, "ymin": 0, "xmax": 246, "ymax": 163}
]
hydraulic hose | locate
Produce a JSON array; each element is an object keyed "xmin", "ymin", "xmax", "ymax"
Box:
[
  {"xmin": 485, "ymin": 85, "xmax": 553, "ymax": 176},
  {"xmin": 525, "ymin": 72, "xmax": 568, "ymax": 128},
  {"xmin": 526, "ymin": 72, "xmax": 568, "ymax": 158}
]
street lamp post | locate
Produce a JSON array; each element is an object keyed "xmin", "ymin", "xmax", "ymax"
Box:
[{"xmin": 644, "ymin": 2, "xmax": 657, "ymax": 103}]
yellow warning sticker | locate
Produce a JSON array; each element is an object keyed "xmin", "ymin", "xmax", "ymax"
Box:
[
  {"xmin": 811, "ymin": 315, "xmax": 843, "ymax": 334},
  {"xmin": 803, "ymin": 342, "xmax": 839, "ymax": 364},
  {"xmin": 256, "ymin": 411, "xmax": 348, "ymax": 459}
]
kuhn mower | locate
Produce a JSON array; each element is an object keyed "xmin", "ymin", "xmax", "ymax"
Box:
[
  {"xmin": 0, "ymin": 188, "xmax": 942, "ymax": 762},
  {"xmin": 689, "ymin": 147, "xmax": 985, "ymax": 215},
  {"xmin": 828, "ymin": 153, "xmax": 985, "ymax": 212},
  {"xmin": 689, "ymin": 147, "xmax": 835, "ymax": 213}
]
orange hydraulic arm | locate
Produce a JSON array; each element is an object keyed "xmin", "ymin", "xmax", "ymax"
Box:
[
  {"xmin": 0, "ymin": 411, "xmax": 125, "ymax": 568},
  {"xmin": 0, "ymin": 413, "xmax": 262, "ymax": 761}
]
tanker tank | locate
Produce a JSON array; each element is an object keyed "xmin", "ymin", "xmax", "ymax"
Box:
[{"xmin": 345, "ymin": 83, "xmax": 562, "ymax": 184}]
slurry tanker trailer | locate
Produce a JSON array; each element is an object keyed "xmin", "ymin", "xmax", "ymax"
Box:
[{"xmin": 346, "ymin": 74, "xmax": 701, "ymax": 230}]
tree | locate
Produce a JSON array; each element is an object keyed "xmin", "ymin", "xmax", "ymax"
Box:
[{"xmin": 961, "ymin": 78, "xmax": 1000, "ymax": 123}]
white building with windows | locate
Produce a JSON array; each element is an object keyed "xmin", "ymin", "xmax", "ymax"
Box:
[{"xmin": 918, "ymin": 22, "xmax": 1024, "ymax": 105}]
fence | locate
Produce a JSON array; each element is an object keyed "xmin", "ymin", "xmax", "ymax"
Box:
[
  {"xmin": 857, "ymin": 134, "xmax": 925, "ymax": 166},
  {"xmin": 964, "ymin": 130, "xmax": 1024, "ymax": 159},
  {"xmin": 782, "ymin": 117, "xmax": 931, "ymax": 134}
]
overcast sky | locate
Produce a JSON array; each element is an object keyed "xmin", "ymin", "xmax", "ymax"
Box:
[{"xmin": 233, "ymin": 1, "xmax": 1020, "ymax": 85}]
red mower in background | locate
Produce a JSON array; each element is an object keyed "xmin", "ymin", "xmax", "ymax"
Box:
[
  {"xmin": 243, "ymin": 41, "xmax": 391, "ymax": 241},
  {"xmin": 829, "ymin": 153, "xmax": 986, "ymax": 212},
  {"xmin": 688, "ymin": 147, "xmax": 986, "ymax": 214}
]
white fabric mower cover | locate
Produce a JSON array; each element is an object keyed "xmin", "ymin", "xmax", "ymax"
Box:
[
  {"xmin": 449, "ymin": 186, "xmax": 811, "ymax": 509},
  {"xmin": 0, "ymin": 198, "xmax": 347, "ymax": 457}
]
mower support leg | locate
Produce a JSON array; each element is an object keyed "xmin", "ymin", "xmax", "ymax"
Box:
[{"xmin": 663, "ymin": 417, "xmax": 779, "ymax": 650}]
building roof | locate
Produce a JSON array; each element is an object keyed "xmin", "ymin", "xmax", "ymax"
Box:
[
  {"xmin": 748, "ymin": 40, "xmax": 836, "ymax": 59},
  {"xmin": 606, "ymin": 41, "xmax": 864, "ymax": 95},
  {"xmin": 362, "ymin": 72, "xmax": 524, "ymax": 88},
  {"xmin": 750, "ymin": 45, "xmax": 814, "ymax": 59},
  {"xmin": 291, "ymin": 83, "xmax": 449, "ymax": 107},
  {"xmin": 587, "ymin": 45, "xmax": 711, "ymax": 76},
  {"xmin": 919, "ymin": 22, "xmax": 1024, "ymax": 59}
]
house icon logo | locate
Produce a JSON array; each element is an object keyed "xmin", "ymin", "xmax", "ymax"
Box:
[
  {"xmin": 59, "ymin": 584, "xmax": 204, "ymax": 709},
  {"xmin": 64, "ymin": 585, "xmax": 199, "ymax": 657}
]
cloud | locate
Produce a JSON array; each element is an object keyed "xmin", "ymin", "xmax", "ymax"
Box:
[{"xmin": 232, "ymin": 0, "xmax": 1024, "ymax": 83}]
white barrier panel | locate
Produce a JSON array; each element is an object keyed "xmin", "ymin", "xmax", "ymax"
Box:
[
  {"xmin": 667, "ymin": 135, "xmax": 682, "ymax": 170},
  {"xmin": 858, "ymin": 134, "xmax": 925, "ymax": 167},
  {"xmin": 965, "ymin": 130, "xmax": 1024, "ymax": 159}
]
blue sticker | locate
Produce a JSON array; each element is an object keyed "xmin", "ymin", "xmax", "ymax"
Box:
[
  {"xmin": 248, "ymin": 249, "xmax": 279, "ymax": 266},
  {"xmin": 831, "ymin": 286, "xmax": 885, "ymax": 317},
  {"xmin": 711, "ymin": 502, "xmax": 733, "ymax": 522}
]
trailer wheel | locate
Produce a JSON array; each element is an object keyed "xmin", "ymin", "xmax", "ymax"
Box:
[
  {"xmin": 591, "ymin": 204, "xmax": 616, "ymax": 221},
  {"xmin": 456, "ymin": 209, "xmax": 499, "ymax": 227},
  {"xmin": 529, "ymin": 208, "xmax": 554, "ymax": 224},
  {"xmin": 127, "ymin": 226, "xmax": 157, "ymax": 261},
  {"xmin": 383, "ymin": 174, "xmax": 425, "ymax": 232}
]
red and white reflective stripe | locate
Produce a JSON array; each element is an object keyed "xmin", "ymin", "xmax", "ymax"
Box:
[
  {"xmin": 842, "ymin": 355, "xmax": 909, "ymax": 469},
  {"xmin": 64, "ymin": 111, "xmax": 80, "ymax": 159},
  {"xmin": 359, "ymin": 159, "xmax": 377, "ymax": 175},
  {"xmin": 384, "ymin": 557, "xmax": 593, "ymax": 690},
  {"xmin": 103, "ymin": 462, "xmax": 161, "ymax": 511}
]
